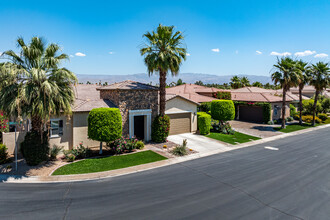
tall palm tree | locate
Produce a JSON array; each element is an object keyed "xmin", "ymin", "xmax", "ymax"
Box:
[
  {"xmin": 230, "ymin": 76, "xmax": 242, "ymax": 89},
  {"xmin": 310, "ymin": 62, "xmax": 330, "ymax": 126},
  {"xmin": 241, "ymin": 76, "xmax": 250, "ymax": 87},
  {"xmin": 296, "ymin": 60, "xmax": 311, "ymax": 125},
  {"xmin": 271, "ymin": 57, "xmax": 301, "ymax": 129},
  {"xmin": 0, "ymin": 37, "xmax": 77, "ymax": 136},
  {"xmin": 140, "ymin": 24, "xmax": 186, "ymax": 116},
  {"xmin": 252, "ymin": 81, "xmax": 263, "ymax": 88}
]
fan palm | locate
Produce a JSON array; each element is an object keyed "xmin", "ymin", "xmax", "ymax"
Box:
[
  {"xmin": 140, "ymin": 24, "xmax": 186, "ymax": 115},
  {"xmin": 271, "ymin": 57, "xmax": 301, "ymax": 129},
  {"xmin": 241, "ymin": 76, "xmax": 250, "ymax": 87},
  {"xmin": 0, "ymin": 37, "xmax": 77, "ymax": 136},
  {"xmin": 230, "ymin": 76, "xmax": 242, "ymax": 89},
  {"xmin": 296, "ymin": 60, "xmax": 311, "ymax": 125},
  {"xmin": 310, "ymin": 62, "xmax": 330, "ymax": 125}
]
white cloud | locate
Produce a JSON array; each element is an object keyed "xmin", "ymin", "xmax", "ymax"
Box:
[
  {"xmin": 211, "ymin": 48, "xmax": 220, "ymax": 53},
  {"xmin": 256, "ymin": 50, "xmax": 262, "ymax": 55},
  {"xmin": 186, "ymin": 53, "xmax": 190, "ymax": 56},
  {"xmin": 270, "ymin": 51, "xmax": 291, "ymax": 56},
  {"xmin": 75, "ymin": 52, "xmax": 86, "ymax": 57},
  {"xmin": 294, "ymin": 50, "xmax": 316, "ymax": 57},
  {"xmin": 314, "ymin": 53, "xmax": 328, "ymax": 58},
  {"xmin": 109, "ymin": 51, "xmax": 115, "ymax": 54}
]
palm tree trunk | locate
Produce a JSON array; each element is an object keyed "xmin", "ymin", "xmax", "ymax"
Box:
[
  {"xmin": 281, "ymin": 87, "xmax": 287, "ymax": 129},
  {"xmin": 299, "ymin": 85, "xmax": 303, "ymax": 125},
  {"xmin": 31, "ymin": 116, "xmax": 43, "ymax": 133},
  {"xmin": 159, "ymin": 70, "xmax": 167, "ymax": 116},
  {"xmin": 312, "ymin": 90, "xmax": 320, "ymax": 126}
]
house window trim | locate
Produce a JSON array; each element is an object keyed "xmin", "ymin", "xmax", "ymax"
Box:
[{"xmin": 50, "ymin": 118, "xmax": 63, "ymax": 138}]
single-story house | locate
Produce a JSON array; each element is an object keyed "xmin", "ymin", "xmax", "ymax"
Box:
[
  {"xmin": 2, "ymin": 80, "xmax": 199, "ymax": 154},
  {"xmin": 166, "ymin": 84, "xmax": 308, "ymax": 123},
  {"xmin": 283, "ymin": 85, "xmax": 330, "ymax": 98}
]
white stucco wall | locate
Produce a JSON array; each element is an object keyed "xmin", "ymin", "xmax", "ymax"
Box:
[
  {"xmin": 49, "ymin": 115, "xmax": 73, "ymax": 150},
  {"xmin": 165, "ymin": 97, "xmax": 198, "ymax": 132}
]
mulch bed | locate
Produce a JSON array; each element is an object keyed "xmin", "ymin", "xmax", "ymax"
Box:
[{"xmin": 145, "ymin": 140, "xmax": 197, "ymax": 158}]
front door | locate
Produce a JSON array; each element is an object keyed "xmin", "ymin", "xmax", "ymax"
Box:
[{"xmin": 134, "ymin": 116, "xmax": 145, "ymax": 140}]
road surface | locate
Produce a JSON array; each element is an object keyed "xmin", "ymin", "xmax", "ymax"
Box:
[{"xmin": 1, "ymin": 127, "xmax": 330, "ymax": 219}]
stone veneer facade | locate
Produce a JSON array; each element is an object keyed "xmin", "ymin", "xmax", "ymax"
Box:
[{"xmin": 99, "ymin": 89, "xmax": 159, "ymax": 136}]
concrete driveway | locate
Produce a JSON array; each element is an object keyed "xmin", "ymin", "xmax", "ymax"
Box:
[
  {"xmin": 167, "ymin": 132, "xmax": 232, "ymax": 154},
  {"xmin": 230, "ymin": 120, "xmax": 282, "ymax": 138}
]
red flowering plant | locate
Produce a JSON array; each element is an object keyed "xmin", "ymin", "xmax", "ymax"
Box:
[
  {"xmin": 0, "ymin": 112, "xmax": 9, "ymax": 142},
  {"xmin": 107, "ymin": 136, "xmax": 139, "ymax": 154}
]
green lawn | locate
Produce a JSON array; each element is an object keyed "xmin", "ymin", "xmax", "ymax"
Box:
[
  {"xmin": 274, "ymin": 119, "xmax": 330, "ymax": 133},
  {"xmin": 206, "ymin": 131, "xmax": 260, "ymax": 145},
  {"xmin": 52, "ymin": 150, "xmax": 167, "ymax": 175}
]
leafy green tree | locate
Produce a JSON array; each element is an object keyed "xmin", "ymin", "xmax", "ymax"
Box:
[
  {"xmin": 140, "ymin": 24, "xmax": 187, "ymax": 116},
  {"xmin": 252, "ymin": 81, "xmax": 263, "ymax": 88},
  {"xmin": 195, "ymin": 80, "xmax": 204, "ymax": 86},
  {"xmin": 271, "ymin": 57, "xmax": 301, "ymax": 129},
  {"xmin": 176, "ymin": 78, "xmax": 184, "ymax": 86},
  {"xmin": 296, "ymin": 60, "xmax": 311, "ymax": 125},
  {"xmin": 310, "ymin": 62, "xmax": 330, "ymax": 125},
  {"xmin": 0, "ymin": 37, "xmax": 77, "ymax": 137},
  {"xmin": 230, "ymin": 76, "xmax": 242, "ymax": 89},
  {"xmin": 241, "ymin": 76, "xmax": 250, "ymax": 87}
]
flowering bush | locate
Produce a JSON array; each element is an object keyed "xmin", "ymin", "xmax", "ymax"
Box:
[
  {"xmin": 0, "ymin": 112, "xmax": 9, "ymax": 142},
  {"xmin": 107, "ymin": 137, "xmax": 138, "ymax": 154}
]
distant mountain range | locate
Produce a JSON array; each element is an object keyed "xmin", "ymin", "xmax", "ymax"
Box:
[{"xmin": 77, "ymin": 73, "xmax": 272, "ymax": 85}]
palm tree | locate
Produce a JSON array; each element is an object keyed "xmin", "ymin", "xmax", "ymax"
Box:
[
  {"xmin": 252, "ymin": 81, "xmax": 263, "ymax": 88},
  {"xmin": 310, "ymin": 62, "xmax": 330, "ymax": 126},
  {"xmin": 140, "ymin": 24, "xmax": 186, "ymax": 115},
  {"xmin": 0, "ymin": 37, "xmax": 77, "ymax": 136},
  {"xmin": 296, "ymin": 60, "xmax": 311, "ymax": 125},
  {"xmin": 271, "ymin": 57, "xmax": 301, "ymax": 129},
  {"xmin": 230, "ymin": 76, "xmax": 242, "ymax": 89},
  {"xmin": 241, "ymin": 76, "xmax": 250, "ymax": 87}
]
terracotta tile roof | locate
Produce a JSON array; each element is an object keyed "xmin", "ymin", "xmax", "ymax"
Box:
[
  {"xmin": 165, "ymin": 94, "xmax": 200, "ymax": 105},
  {"xmin": 232, "ymin": 87, "xmax": 276, "ymax": 93},
  {"xmin": 73, "ymin": 84, "xmax": 117, "ymax": 112},
  {"xmin": 166, "ymin": 84, "xmax": 218, "ymax": 103},
  {"xmin": 97, "ymin": 80, "xmax": 158, "ymax": 90}
]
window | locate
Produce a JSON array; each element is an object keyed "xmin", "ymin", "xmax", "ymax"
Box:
[{"xmin": 50, "ymin": 119, "xmax": 63, "ymax": 137}]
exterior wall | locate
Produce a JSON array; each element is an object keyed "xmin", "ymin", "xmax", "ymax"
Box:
[
  {"xmin": 72, "ymin": 112, "xmax": 100, "ymax": 148},
  {"xmin": 271, "ymin": 102, "xmax": 291, "ymax": 120},
  {"xmin": 100, "ymin": 90, "xmax": 158, "ymax": 136},
  {"xmin": 2, "ymin": 131, "xmax": 27, "ymax": 155},
  {"xmin": 165, "ymin": 97, "xmax": 198, "ymax": 132},
  {"xmin": 49, "ymin": 115, "xmax": 73, "ymax": 150}
]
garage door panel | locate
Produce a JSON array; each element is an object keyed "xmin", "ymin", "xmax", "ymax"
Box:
[
  {"xmin": 239, "ymin": 106, "xmax": 263, "ymax": 123},
  {"xmin": 168, "ymin": 113, "xmax": 191, "ymax": 135}
]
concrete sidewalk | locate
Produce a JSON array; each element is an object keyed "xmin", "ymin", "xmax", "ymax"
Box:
[{"xmin": 1, "ymin": 124, "xmax": 329, "ymax": 184}]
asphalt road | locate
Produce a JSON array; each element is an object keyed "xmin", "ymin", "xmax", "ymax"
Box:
[{"xmin": 1, "ymin": 127, "xmax": 330, "ymax": 220}]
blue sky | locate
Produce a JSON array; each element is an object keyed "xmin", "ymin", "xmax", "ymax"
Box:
[{"xmin": 1, "ymin": 0, "xmax": 330, "ymax": 77}]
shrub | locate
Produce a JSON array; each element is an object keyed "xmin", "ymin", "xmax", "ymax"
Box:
[
  {"xmin": 197, "ymin": 112, "xmax": 211, "ymax": 135},
  {"xmin": 63, "ymin": 150, "xmax": 76, "ymax": 162},
  {"xmin": 211, "ymin": 100, "xmax": 235, "ymax": 122},
  {"xmin": 318, "ymin": 113, "xmax": 328, "ymax": 121},
  {"xmin": 0, "ymin": 112, "xmax": 9, "ymax": 143},
  {"xmin": 216, "ymin": 91, "xmax": 231, "ymax": 100},
  {"xmin": 199, "ymin": 102, "xmax": 211, "ymax": 112},
  {"xmin": 171, "ymin": 139, "xmax": 188, "ymax": 156},
  {"xmin": 287, "ymin": 117, "xmax": 293, "ymax": 122},
  {"xmin": 301, "ymin": 115, "xmax": 322, "ymax": 124},
  {"xmin": 293, "ymin": 113, "xmax": 300, "ymax": 120},
  {"xmin": 49, "ymin": 145, "xmax": 63, "ymax": 160},
  {"xmin": 136, "ymin": 141, "xmax": 144, "ymax": 149},
  {"xmin": 267, "ymin": 120, "xmax": 274, "ymax": 125},
  {"xmin": 88, "ymin": 108, "xmax": 122, "ymax": 143},
  {"xmin": 20, "ymin": 131, "xmax": 49, "ymax": 166},
  {"xmin": 290, "ymin": 104, "xmax": 297, "ymax": 117},
  {"xmin": 151, "ymin": 115, "xmax": 170, "ymax": 143},
  {"xmin": 302, "ymin": 99, "xmax": 322, "ymax": 115},
  {"xmin": 71, "ymin": 143, "xmax": 92, "ymax": 159},
  {"xmin": 0, "ymin": 144, "xmax": 11, "ymax": 164},
  {"xmin": 107, "ymin": 137, "xmax": 138, "ymax": 154},
  {"xmin": 321, "ymin": 98, "xmax": 330, "ymax": 113}
]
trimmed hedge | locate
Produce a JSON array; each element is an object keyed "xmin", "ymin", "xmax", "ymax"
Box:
[
  {"xmin": 20, "ymin": 131, "xmax": 49, "ymax": 166},
  {"xmin": 216, "ymin": 91, "xmax": 231, "ymax": 100},
  {"xmin": 197, "ymin": 112, "xmax": 211, "ymax": 135},
  {"xmin": 88, "ymin": 108, "xmax": 122, "ymax": 143},
  {"xmin": 198, "ymin": 102, "xmax": 211, "ymax": 113},
  {"xmin": 211, "ymin": 100, "xmax": 235, "ymax": 122},
  {"xmin": 233, "ymin": 101, "xmax": 271, "ymax": 123},
  {"xmin": 151, "ymin": 115, "xmax": 170, "ymax": 143}
]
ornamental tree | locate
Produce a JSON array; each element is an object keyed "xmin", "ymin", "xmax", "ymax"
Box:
[
  {"xmin": 211, "ymin": 100, "xmax": 235, "ymax": 122},
  {"xmin": 88, "ymin": 108, "xmax": 122, "ymax": 154}
]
